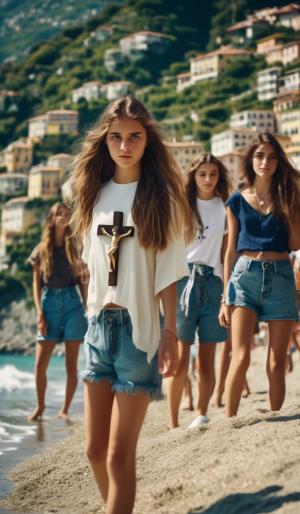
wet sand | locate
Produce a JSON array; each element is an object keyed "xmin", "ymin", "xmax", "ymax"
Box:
[{"xmin": 2, "ymin": 345, "xmax": 300, "ymax": 514}]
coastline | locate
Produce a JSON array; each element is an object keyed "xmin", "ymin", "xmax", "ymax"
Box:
[{"xmin": 2, "ymin": 345, "xmax": 300, "ymax": 514}]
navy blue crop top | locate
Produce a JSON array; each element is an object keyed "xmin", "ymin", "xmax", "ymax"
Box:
[{"xmin": 226, "ymin": 191, "xmax": 289, "ymax": 253}]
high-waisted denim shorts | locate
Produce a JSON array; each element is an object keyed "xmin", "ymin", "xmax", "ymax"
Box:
[
  {"xmin": 226, "ymin": 256, "xmax": 299, "ymax": 321},
  {"xmin": 80, "ymin": 309, "xmax": 162, "ymax": 399},
  {"xmin": 176, "ymin": 264, "xmax": 228, "ymax": 344},
  {"xmin": 38, "ymin": 286, "xmax": 87, "ymax": 342}
]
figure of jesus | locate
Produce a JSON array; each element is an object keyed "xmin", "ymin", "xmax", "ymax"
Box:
[{"xmin": 101, "ymin": 226, "xmax": 133, "ymax": 271}]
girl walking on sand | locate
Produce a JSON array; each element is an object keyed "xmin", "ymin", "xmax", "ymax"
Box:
[
  {"xmin": 219, "ymin": 133, "xmax": 300, "ymax": 417},
  {"xmin": 71, "ymin": 95, "xmax": 190, "ymax": 514},
  {"xmin": 167, "ymin": 153, "xmax": 231, "ymax": 429},
  {"xmin": 27, "ymin": 202, "xmax": 87, "ymax": 421}
]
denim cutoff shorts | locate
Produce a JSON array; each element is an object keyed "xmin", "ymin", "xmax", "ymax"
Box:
[
  {"xmin": 226, "ymin": 256, "xmax": 299, "ymax": 321},
  {"xmin": 80, "ymin": 309, "xmax": 162, "ymax": 399},
  {"xmin": 177, "ymin": 264, "xmax": 228, "ymax": 344},
  {"xmin": 38, "ymin": 286, "xmax": 87, "ymax": 342}
]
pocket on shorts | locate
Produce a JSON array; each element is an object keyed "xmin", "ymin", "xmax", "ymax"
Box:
[
  {"xmin": 277, "ymin": 267, "xmax": 294, "ymax": 280},
  {"xmin": 232, "ymin": 259, "xmax": 248, "ymax": 279}
]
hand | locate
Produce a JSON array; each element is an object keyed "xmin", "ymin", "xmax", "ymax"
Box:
[
  {"xmin": 158, "ymin": 329, "xmax": 179, "ymax": 378},
  {"xmin": 37, "ymin": 313, "xmax": 48, "ymax": 336},
  {"xmin": 218, "ymin": 304, "xmax": 231, "ymax": 328}
]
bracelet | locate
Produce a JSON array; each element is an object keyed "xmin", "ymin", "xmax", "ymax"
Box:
[{"xmin": 162, "ymin": 327, "xmax": 177, "ymax": 339}]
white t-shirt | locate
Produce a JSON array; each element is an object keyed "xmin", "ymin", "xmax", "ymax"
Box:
[
  {"xmin": 186, "ymin": 196, "xmax": 227, "ymax": 280},
  {"xmin": 82, "ymin": 179, "xmax": 189, "ymax": 362}
]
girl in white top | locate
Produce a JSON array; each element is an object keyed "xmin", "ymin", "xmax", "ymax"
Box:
[
  {"xmin": 167, "ymin": 153, "xmax": 231, "ymax": 429},
  {"xmin": 70, "ymin": 96, "xmax": 190, "ymax": 514}
]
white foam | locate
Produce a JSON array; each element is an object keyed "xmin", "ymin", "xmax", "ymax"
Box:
[{"xmin": 0, "ymin": 365, "xmax": 35, "ymax": 392}]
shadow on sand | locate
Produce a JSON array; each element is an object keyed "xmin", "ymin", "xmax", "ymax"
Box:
[{"xmin": 187, "ymin": 485, "xmax": 300, "ymax": 514}]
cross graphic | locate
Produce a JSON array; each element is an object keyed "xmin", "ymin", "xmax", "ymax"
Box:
[{"xmin": 97, "ymin": 211, "xmax": 134, "ymax": 286}]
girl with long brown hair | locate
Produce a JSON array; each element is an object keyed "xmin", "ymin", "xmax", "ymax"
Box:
[
  {"xmin": 71, "ymin": 95, "xmax": 190, "ymax": 514},
  {"xmin": 219, "ymin": 132, "xmax": 300, "ymax": 417},
  {"xmin": 167, "ymin": 153, "xmax": 231, "ymax": 430},
  {"xmin": 27, "ymin": 202, "xmax": 87, "ymax": 421}
]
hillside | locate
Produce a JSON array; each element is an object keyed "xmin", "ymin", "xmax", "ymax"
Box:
[{"xmin": 0, "ymin": 0, "xmax": 121, "ymax": 63}]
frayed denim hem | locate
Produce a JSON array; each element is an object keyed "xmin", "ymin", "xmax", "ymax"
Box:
[
  {"xmin": 80, "ymin": 370, "xmax": 114, "ymax": 384},
  {"xmin": 112, "ymin": 383, "xmax": 163, "ymax": 401}
]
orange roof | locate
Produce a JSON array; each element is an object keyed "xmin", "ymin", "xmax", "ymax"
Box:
[
  {"xmin": 226, "ymin": 18, "xmax": 269, "ymax": 32},
  {"xmin": 191, "ymin": 46, "xmax": 251, "ymax": 62}
]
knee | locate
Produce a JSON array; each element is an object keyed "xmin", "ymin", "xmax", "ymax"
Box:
[
  {"xmin": 268, "ymin": 356, "xmax": 285, "ymax": 375},
  {"xmin": 175, "ymin": 353, "xmax": 190, "ymax": 377},
  {"xmin": 86, "ymin": 443, "xmax": 107, "ymax": 464},
  {"xmin": 107, "ymin": 447, "xmax": 131, "ymax": 474},
  {"xmin": 65, "ymin": 366, "xmax": 78, "ymax": 379},
  {"xmin": 232, "ymin": 352, "xmax": 250, "ymax": 372}
]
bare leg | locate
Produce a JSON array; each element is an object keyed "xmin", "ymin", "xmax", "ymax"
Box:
[
  {"xmin": 28, "ymin": 341, "xmax": 56, "ymax": 421},
  {"xmin": 225, "ymin": 307, "xmax": 257, "ymax": 417},
  {"xmin": 196, "ymin": 343, "xmax": 217, "ymax": 416},
  {"xmin": 106, "ymin": 392, "xmax": 150, "ymax": 514},
  {"xmin": 267, "ymin": 320, "xmax": 293, "ymax": 411},
  {"xmin": 84, "ymin": 381, "xmax": 114, "ymax": 502},
  {"xmin": 213, "ymin": 340, "xmax": 231, "ymax": 407},
  {"xmin": 58, "ymin": 340, "xmax": 81, "ymax": 419},
  {"xmin": 183, "ymin": 375, "xmax": 194, "ymax": 410},
  {"xmin": 166, "ymin": 341, "xmax": 190, "ymax": 428}
]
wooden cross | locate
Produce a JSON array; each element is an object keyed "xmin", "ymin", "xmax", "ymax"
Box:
[{"xmin": 97, "ymin": 211, "xmax": 134, "ymax": 286}]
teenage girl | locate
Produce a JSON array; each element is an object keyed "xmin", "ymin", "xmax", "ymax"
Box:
[
  {"xmin": 219, "ymin": 133, "xmax": 300, "ymax": 417},
  {"xmin": 71, "ymin": 95, "xmax": 190, "ymax": 514},
  {"xmin": 27, "ymin": 202, "xmax": 87, "ymax": 421},
  {"xmin": 167, "ymin": 153, "xmax": 231, "ymax": 429}
]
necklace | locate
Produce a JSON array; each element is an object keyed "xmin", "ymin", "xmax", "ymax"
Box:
[{"xmin": 253, "ymin": 189, "xmax": 271, "ymax": 209}]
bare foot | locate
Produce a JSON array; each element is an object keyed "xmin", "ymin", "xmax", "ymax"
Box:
[
  {"xmin": 182, "ymin": 403, "xmax": 194, "ymax": 411},
  {"xmin": 242, "ymin": 389, "xmax": 251, "ymax": 398},
  {"xmin": 28, "ymin": 406, "xmax": 45, "ymax": 421},
  {"xmin": 212, "ymin": 395, "xmax": 223, "ymax": 408},
  {"xmin": 57, "ymin": 410, "xmax": 70, "ymax": 421}
]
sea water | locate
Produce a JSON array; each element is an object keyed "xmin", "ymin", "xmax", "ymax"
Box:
[{"xmin": 0, "ymin": 350, "xmax": 85, "ymax": 504}]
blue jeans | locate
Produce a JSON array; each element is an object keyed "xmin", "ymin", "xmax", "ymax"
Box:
[
  {"xmin": 226, "ymin": 256, "xmax": 299, "ymax": 321},
  {"xmin": 176, "ymin": 264, "xmax": 228, "ymax": 344},
  {"xmin": 38, "ymin": 286, "xmax": 87, "ymax": 342},
  {"xmin": 81, "ymin": 309, "xmax": 162, "ymax": 399}
]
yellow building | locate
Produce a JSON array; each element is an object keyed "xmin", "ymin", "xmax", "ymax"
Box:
[
  {"xmin": 274, "ymin": 92, "xmax": 300, "ymax": 147},
  {"xmin": 28, "ymin": 165, "xmax": 62, "ymax": 199},
  {"xmin": 0, "ymin": 196, "xmax": 37, "ymax": 252},
  {"xmin": 166, "ymin": 140, "xmax": 203, "ymax": 173},
  {"xmin": 28, "ymin": 109, "xmax": 78, "ymax": 139},
  {"xmin": 256, "ymin": 34, "xmax": 283, "ymax": 55},
  {"xmin": 190, "ymin": 46, "xmax": 251, "ymax": 84},
  {"xmin": 4, "ymin": 138, "xmax": 33, "ymax": 173}
]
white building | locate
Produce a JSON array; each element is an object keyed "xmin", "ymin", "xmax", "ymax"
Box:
[
  {"xmin": 101, "ymin": 81, "xmax": 131, "ymax": 101},
  {"xmin": 165, "ymin": 140, "xmax": 203, "ymax": 172},
  {"xmin": 211, "ymin": 128, "xmax": 257, "ymax": 157},
  {"xmin": 0, "ymin": 196, "xmax": 37, "ymax": 252},
  {"xmin": 72, "ymin": 81, "xmax": 102, "ymax": 103},
  {"xmin": 230, "ymin": 110, "xmax": 275, "ymax": 132},
  {"xmin": 28, "ymin": 114, "xmax": 48, "ymax": 138},
  {"xmin": 279, "ymin": 68, "xmax": 300, "ymax": 95},
  {"xmin": 104, "ymin": 48, "xmax": 124, "ymax": 73},
  {"xmin": 0, "ymin": 173, "xmax": 28, "ymax": 195},
  {"xmin": 257, "ymin": 67, "xmax": 282, "ymax": 101},
  {"xmin": 119, "ymin": 31, "xmax": 169, "ymax": 57},
  {"xmin": 220, "ymin": 148, "xmax": 246, "ymax": 190},
  {"xmin": 28, "ymin": 109, "xmax": 78, "ymax": 139}
]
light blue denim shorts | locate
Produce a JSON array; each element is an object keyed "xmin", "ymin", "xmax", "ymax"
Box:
[
  {"xmin": 80, "ymin": 309, "xmax": 162, "ymax": 399},
  {"xmin": 38, "ymin": 286, "xmax": 87, "ymax": 342},
  {"xmin": 176, "ymin": 264, "xmax": 228, "ymax": 344},
  {"xmin": 226, "ymin": 256, "xmax": 299, "ymax": 321}
]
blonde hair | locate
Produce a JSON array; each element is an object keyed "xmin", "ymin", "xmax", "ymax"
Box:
[
  {"xmin": 39, "ymin": 202, "xmax": 81, "ymax": 280},
  {"xmin": 185, "ymin": 153, "xmax": 232, "ymax": 238},
  {"xmin": 71, "ymin": 95, "xmax": 191, "ymax": 250}
]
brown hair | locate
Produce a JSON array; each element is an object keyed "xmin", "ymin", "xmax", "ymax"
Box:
[
  {"xmin": 185, "ymin": 153, "xmax": 232, "ymax": 238},
  {"xmin": 71, "ymin": 95, "xmax": 191, "ymax": 250},
  {"xmin": 243, "ymin": 132, "xmax": 300, "ymax": 225},
  {"xmin": 39, "ymin": 203, "xmax": 81, "ymax": 280}
]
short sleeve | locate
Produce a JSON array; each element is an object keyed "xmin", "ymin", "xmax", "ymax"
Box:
[
  {"xmin": 225, "ymin": 192, "xmax": 241, "ymax": 220},
  {"xmin": 154, "ymin": 237, "xmax": 189, "ymax": 297},
  {"xmin": 26, "ymin": 244, "xmax": 41, "ymax": 267},
  {"xmin": 82, "ymin": 229, "xmax": 91, "ymax": 264}
]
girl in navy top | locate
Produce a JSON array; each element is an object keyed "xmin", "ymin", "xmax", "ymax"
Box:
[{"xmin": 219, "ymin": 133, "xmax": 300, "ymax": 417}]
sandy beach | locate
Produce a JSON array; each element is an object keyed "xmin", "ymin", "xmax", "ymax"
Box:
[{"xmin": 2, "ymin": 344, "xmax": 300, "ymax": 514}]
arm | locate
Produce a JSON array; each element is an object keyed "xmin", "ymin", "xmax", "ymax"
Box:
[
  {"xmin": 219, "ymin": 207, "xmax": 238, "ymax": 328},
  {"xmin": 221, "ymin": 234, "xmax": 228, "ymax": 264},
  {"xmin": 289, "ymin": 217, "xmax": 300, "ymax": 251},
  {"xmin": 32, "ymin": 265, "xmax": 47, "ymax": 336},
  {"xmin": 158, "ymin": 281, "xmax": 179, "ymax": 378},
  {"xmin": 78, "ymin": 263, "xmax": 89, "ymax": 311}
]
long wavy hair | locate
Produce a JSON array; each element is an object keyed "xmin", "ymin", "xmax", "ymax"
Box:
[
  {"xmin": 185, "ymin": 153, "xmax": 232, "ymax": 238},
  {"xmin": 71, "ymin": 95, "xmax": 191, "ymax": 249},
  {"xmin": 243, "ymin": 132, "xmax": 300, "ymax": 225},
  {"xmin": 39, "ymin": 203, "xmax": 80, "ymax": 280}
]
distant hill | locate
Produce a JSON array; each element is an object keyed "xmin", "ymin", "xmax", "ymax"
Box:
[{"xmin": 0, "ymin": 0, "xmax": 121, "ymax": 63}]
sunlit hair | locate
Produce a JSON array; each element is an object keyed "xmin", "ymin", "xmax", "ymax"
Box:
[
  {"xmin": 185, "ymin": 153, "xmax": 232, "ymax": 238},
  {"xmin": 39, "ymin": 203, "xmax": 81, "ymax": 280},
  {"xmin": 243, "ymin": 132, "xmax": 300, "ymax": 225},
  {"xmin": 71, "ymin": 95, "xmax": 191, "ymax": 249}
]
